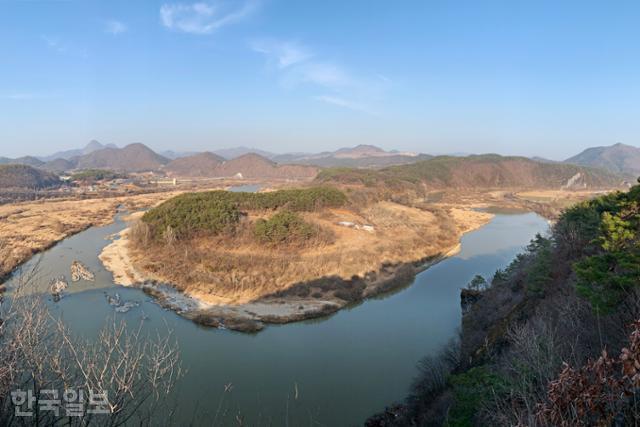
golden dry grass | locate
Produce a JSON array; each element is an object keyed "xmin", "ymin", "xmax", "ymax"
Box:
[
  {"xmin": 124, "ymin": 201, "xmax": 493, "ymax": 305},
  {"xmin": 0, "ymin": 192, "xmax": 183, "ymax": 279}
]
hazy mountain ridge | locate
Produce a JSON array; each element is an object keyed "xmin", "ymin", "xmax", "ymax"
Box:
[
  {"xmin": 39, "ymin": 140, "xmax": 117, "ymax": 162},
  {"xmin": 271, "ymin": 144, "xmax": 428, "ymax": 168},
  {"xmin": 73, "ymin": 143, "xmax": 169, "ymax": 172},
  {"xmin": 564, "ymin": 143, "xmax": 640, "ymax": 176},
  {"xmin": 0, "ymin": 156, "xmax": 45, "ymax": 167},
  {"xmin": 317, "ymin": 154, "xmax": 626, "ymax": 190},
  {"xmin": 3, "ymin": 141, "xmax": 637, "ymax": 185},
  {"xmin": 165, "ymin": 153, "xmax": 318, "ymax": 179}
]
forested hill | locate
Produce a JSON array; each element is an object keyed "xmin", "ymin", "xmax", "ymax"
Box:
[
  {"xmin": 318, "ymin": 154, "xmax": 627, "ymax": 191},
  {"xmin": 369, "ymin": 183, "xmax": 640, "ymax": 426},
  {"xmin": 0, "ymin": 164, "xmax": 61, "ymax": 189}
]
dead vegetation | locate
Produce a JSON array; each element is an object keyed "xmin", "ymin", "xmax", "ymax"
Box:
[
  {"xmin": 0, "ymin": 268, "xmax": 182, "ymax": 426},
  {"xmin": 125, "ymin": 199, "xmax": 490, "ymax": 306},
  {"xmin": 0, "ymin": 191, "xmax": 182, "ymax": 280}
]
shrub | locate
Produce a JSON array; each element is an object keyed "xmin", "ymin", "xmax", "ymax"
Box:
[
  {"xmin": 447, "ymin": 366, "xmax": 508, "ymax": 426},
  {"xmin": 253, "ymin": 210, "xmax": 316, "ymax": 245}
]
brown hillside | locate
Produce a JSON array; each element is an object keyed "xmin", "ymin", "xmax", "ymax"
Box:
[
  {"xmin": 317, "ymin": 155, "xmax": 625, "ymax": 190},
  {"xmin": 565, "ymin": 142, "xmax": 640, "ymax": 176},
  {"xmin": 74, "ymin": 143, "xmax": 169, "ymax": 172},
  {"xmin": 213, "ymin": 153, "xmax": 318, "ymax": 179},
  {"xmin": 0, "ymin": 164, "xmax": 61, "ymax": 189},
  {"xmin": 164, "ymin": 152, "xmax": 225, "ymax": 177}
]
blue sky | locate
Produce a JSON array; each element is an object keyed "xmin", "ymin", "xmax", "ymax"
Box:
[{"xmin": 1, "ymin": 0, "xmax": 639, "ymax": 159}]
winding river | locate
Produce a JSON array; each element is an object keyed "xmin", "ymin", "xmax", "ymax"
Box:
[{"xmin": 4, "ymin": 206, "xmax": 548, "ymax": 426}]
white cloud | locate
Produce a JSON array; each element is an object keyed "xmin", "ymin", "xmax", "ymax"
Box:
[
  {"xmin": 251, "ymin": 39, "xmax": 350, "ymax": 89},
  {"xmin": 160, "ymin": 0, "xmax": 259, "ymax": 34},
  {"xmin": 105, "ymin": 20, "xmax": 127, "ymax": 35},
  {"xmin": 314, "ymin": 95, "xmax": 376, "ymax": 115},
  {"xmin": 295, "ymin": 62, "xmax": 351, "ymax": 89},
  {"xmin": 252, "ymin": 38, "xmax": 386, "ymax": 114},
  {"xmin": 250, "ymin": 39, "xmax": 312, "ymax": 68}
]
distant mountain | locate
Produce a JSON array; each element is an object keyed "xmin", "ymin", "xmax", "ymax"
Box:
[
  {"xmin": 160, "ymin": 150, "xmax": 199, "ymax": 160},
  {"xmin": 317, "ymin": 155, "xmax": 625, "ymax": 190},
  {"xmin": 0, "ymin": 164, "xmax": 61, "ymax": 189},
  {"xmin": 43, "ymin": 158, "xmax": 76, "ymax": 173},
  {"xmin": 165, "ymin": 152, "xmax": 226, "ymax": 177},
  {"xmin": 74, "ymin": 143, "xmax": 169, "ymax": 172},
  {"xmin": 224, "ymin": 153, "xmax": 317, "ymax": 179},
  {"xmin": 565, "ymin": 143, "xmax": 640, "ymax": 177},
  {"xmin": 8, "ymin": 156, "xmax": 45, "ymax": 167},
  {"xmin": 531, "ymin": 156, "xmax": 558, "ymax": 164},
  {"xmin": 212, "ymin": 147, "xmax": 276, "ymax": 160},
  {"xmin": 333, "ymin": 144, "xmax": 417, "ymax": 159},
  {"xmin": 164, "ymin": 152, "xmax": 317, "ymax": 179},
  {"xmin": 0, "ymin": 156, "xmax": 45, "ymax": 167},
  {"xmin": 273, "ymin": 153, "xmax": 433, "ymax": 168},
  {"xmin": 272, "ymin": 144, "xmax": 428, "ymax": 168},
  {"xmin": 40, "ymin": 140, "xmax": 117, "ymax": 161}
]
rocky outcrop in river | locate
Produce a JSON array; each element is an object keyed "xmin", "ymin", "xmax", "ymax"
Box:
[
  {"xmin": 49, "ymin": 276, "xmax": 68, "ymax": 300},
  {"xmin": 105, "ymin": 292, "xmax": 139, "ymax": 313},
  {"xmin": 71, "ymin": 261, "xmax": 95, "ymax": 282}
]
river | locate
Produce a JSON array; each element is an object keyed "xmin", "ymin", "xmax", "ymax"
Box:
[{"xmin": 3, "ymin": 208, "xmax": 548, "ymax": 426}]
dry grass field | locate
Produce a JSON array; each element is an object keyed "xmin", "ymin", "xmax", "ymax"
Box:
[
  {"xmin": 0, "ymin": 192, "xmax": 183, "ymax": 279},
  {"xmin": 115, "ymin": 200, "xmax": 492, "ymax": 305}
]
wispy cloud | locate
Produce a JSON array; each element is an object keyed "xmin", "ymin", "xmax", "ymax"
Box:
[
  {"xmin": 252, "ymin": 38, "xmax": 387, "ymax": 115},
  {"xmin": 42, "ymin": 35, "xmax": 87, "ymax": 58},
  {"xmin": 105, "ymin": 20, "xmax": 127, "ymax": 35},
  {"xmin": 160, "ymin": 0, "xmax": 259, "ymax": 34},
  {"xmin": 314, "ymin": 95, "xmax": 376, "ymax": 115},
  {"xmin": 250, "ymin": 39, "xmax": 311, "ymax": 68}
]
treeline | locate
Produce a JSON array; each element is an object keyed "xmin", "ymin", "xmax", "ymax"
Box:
[
  {"xmin": 369, "ymin": 183, "xmax": 640, "ymax": 426},
  {"xmin": 70, "ymin": 169, "xmax": 126, "ymax": 183},
  {"xmin": 138, "ymin": 186, "xmax": 346, "ymax": 242}
]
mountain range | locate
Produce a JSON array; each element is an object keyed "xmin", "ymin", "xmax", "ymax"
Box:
[
  {"xmin": 39, "ymin": 140, "xmax": 118, "ymax": 162},
  {"xmin": 164, "ymin": 152, "xmax": 318, "ymax": 179},
  {"xmin": 318, "ymin": 154, "xmax": 626, "ymax": 190},
  {"xmin": 2, "ymin": 141, "xmax": 639, "ymax": 184}
]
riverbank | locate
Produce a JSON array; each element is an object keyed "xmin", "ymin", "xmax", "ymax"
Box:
[
  {"xmin": 100, "ymin": 201, "xmax": 493, "ymax": 332},
  {"xmin": 0, "ymin": 192, "xmax": 188, "ymax": 281},
  {"xmin": 0, "ymin": 181, "xmax": 265, "ymax": 284}
]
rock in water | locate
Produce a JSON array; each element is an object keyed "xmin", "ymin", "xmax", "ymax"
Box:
[
  {"xmin": 71, "ymin": 261, "xmax": 95, "ymax": 282},
  {"xmin": 105, "ymin": 292, "xmax": 139, "ymax": 313},
  {"xmin": 114, "ymin": 301, "xmax": 139, "ymax": 313},
  {"xmin": 106, "ymin": 292, "xmax": 121, "ymax": 306},
  {"xmin": 49, "ymin": 276, "xmax": 68, "ymax": 300}
]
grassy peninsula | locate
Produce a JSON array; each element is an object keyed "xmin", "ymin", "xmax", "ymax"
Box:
[{"xmin": 102, "ymin": 185, "xmax": 492, "ymax": 331}]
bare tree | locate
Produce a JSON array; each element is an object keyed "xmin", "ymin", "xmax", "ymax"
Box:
[{"xmin": 0, "ymin": 264, "xmax": 182, "ymax": 426}]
